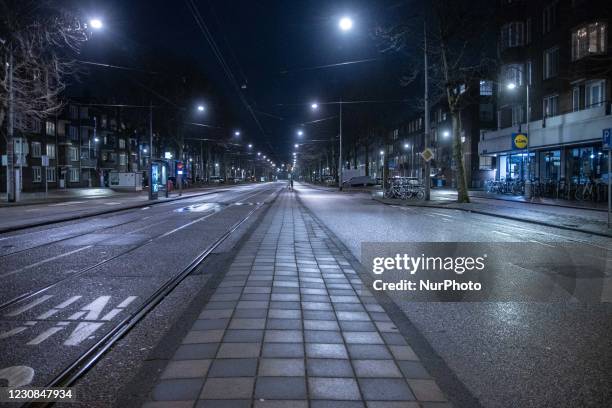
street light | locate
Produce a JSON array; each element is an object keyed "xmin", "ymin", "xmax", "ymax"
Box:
[
  {"xmin": 197, "ymin": 105, "xmax": 205, "ymax": 112},
  {"xmin": 339, "ymin": 16, "xmax": 353, "ymax": 31},
  {"xmin": 311, "ymin": 103, "xmax": 319, "ymax": 110},
  {"xmin": 257, "ymin": 152, "xmax": 261, "ymax": 156},
  {"xmin": 89, "ymin": 18, "xmax": 103, "ymax": 30},
  {"xmin": 294, "ymin": 144, "xmax": 299, "ymax": 148},
  {"xmin": 234, "ymin": 130, "xmax": 241, "ymax": 136},
  {"xmin": 506, "ymin": 82, "xmax": 517, "ymax": 90},
  {"xmin": 248, "ymin": 144, "xmax": 253, "ymax": 148},
  {"xmin": 443, "ymin": 131, "xmax": 450, "ymax": 138},
  {"xmin": 297, "ymin": 130, "xmax": 304, "ymax": 136}
]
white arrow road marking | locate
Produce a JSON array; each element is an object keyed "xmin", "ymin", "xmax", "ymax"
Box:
[
  {"xmin": 0, "ymin": 246, "xmax": 93, "ymax": 278},
  {"xmin": 68, "ymin": 296, "xmax": 111, "ymax": 320},
  {"xmin": 5, "ymin": 296, "xmax": 53, "ymax": 317},
  {"xmin": 0, "ymin": 366, "xmax": 34, "ymax": 387},
  {"xmin": 0, "ymin": 326, "xmax": 30, "ymax": 340},
  {"xmin": 63, "ymin": 322, "xmax": 104, "ymax": 346}
]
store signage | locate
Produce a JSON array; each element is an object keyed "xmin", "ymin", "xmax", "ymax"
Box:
[
  {"xmin": 511, "ymin": 133, "xmax": 528, "ymax": 150},
  {"xmin": 603, "ymin": 128, "xmax": 611, "ymax": 149}
]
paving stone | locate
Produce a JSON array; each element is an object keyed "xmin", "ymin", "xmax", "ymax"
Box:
[
  {"xmin": 266, "ymin": 319, "xmax": 302, "ymax": 330},
  {"xmin": 229, "ymin": 318, "xmax": 266, "ymax": 330},
  {"xmin": 196, "ymin": 400, "xmax": 251, "ymax": 408},
  {"xmin": 382, "ymin": 333, "xmax": 408, "ymax": 346},
  {"xmin": 223, "ymin": 329, "xmax": 264, "ymax": 343},
  {"xmin": 182, "ymin": 330, "xmax": 225, "ymax": 344},
  {"xmin": 306, "ymin": 343, "xmax": 349, "ymax": 359},
  {"xmin": 264, "ymin": 329, "xmax": 303, "ymax": 343},
  {"xmin": 353, "ymin": 360, "xmax": 403, "ymax": 378},
  {"xmin": 143, "ymin": 401, "xmax": 194, "ymax": 408},
  {"xmin": 406, "ymin": 379, "xmax": 447, "ymax": 402},
  {"xmin": 233, "ymin": 309, "xmax": 268, "ymax": 318},
  {"xmin": 308, "ymin": 377, "xmax": 361, "ymax": 400},
  {"xmin": 199, "ymin": 309, "xmax": 233, "ymax": 319},
  {"xmin": 343, "ymin": 331, "xmax": 384, "ymax": 345},
  {"xmin": 258, "ymin": 358, "xmax": 305, "ymax": 376},
  {"xmin": 397, "ymin": 361, "xmax": 431, "ymax": 379},
  {"xmin": 192, "ymin": 319, "xmax": 229, "ymax": 331},
  {"xmin": 152, "ymin": 379, "xmax": 204, "ymax": 401},
  {"xmin": 253, "ymin": 400, "xmax": 308, "ymax": 408},
  {"xmin": 365, "ymin": 402, "xmax": 420, "ymax": 408},
  {"xmin": 216, "ymin": 343, "xmax": 261, "ymax": 358},
  {"xmin": 334, "ymin": 304, "xmax": 366, "ymax": 312},
  {"xmin": 340, "ymin": 321, "xmax": 377, "ymax": 332},
  {"xmin": 358, "ymin": 379, "xmax": 415, "ymax": 401},
  {"xmin": 304, "ymin": 330, "xmax": 344, "ymax": 344},
  {"xmin": 303, "ymin": 320, "xmax": 339, "ymax": 331},
  {"xmin": 200, "ymin": 378, "xmax": 255, "ymax": 400},
  {"xmin": 375, "ymin": 321, "xmax": 399, "ymax": 333},
  {"xmin": 307, "ymin": 359, "xmax": 354, "ymax": 377},
  {"xmin": 254, "ymin": 377, "xmax": 307, "ymax": 400},
  {"xmin": 174, "ymin": 344, "xmax": 219, "ymax": 360},
  {"xmin": 271, "ymin": 293, "xmax": 300, "ymax": 301},
  {"xmin": 208, "ymin": 358, "xmax": 258, "ymax": 377},
  {"xmin": 303, "ymin": 311, "xmax": 337, "ymax": 320},
  {"xmin": 262, "ymin": 343, "xmax": 304, "ymax": 358},
  {"xmin": 336, "ymin": 311, "xmax": 371, "ymax": 321},
  {"xmin": 348, "ymin": 345, "xmax": 393, "ymax": 360},
  {"xmin": 160, "ymin": 359, "xmax": 211, "ymax": 379},
  {"xmin": 388, "ymin": 345, "xmax": 418, "ymax": 361},
  {"xmin": 268, "ymin": 309, "xmax": 301, "ymax": 319}
]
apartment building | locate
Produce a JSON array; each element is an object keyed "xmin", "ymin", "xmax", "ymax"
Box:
[{"xmin": 479, "ymin": 0, "xmax": 611, "ymax": 186}]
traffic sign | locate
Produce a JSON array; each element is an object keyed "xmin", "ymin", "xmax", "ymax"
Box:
[
  {"xmin": 420, "ymin": 148, "xmax": 434, "ymax": 162},
  {"xmin": 603, "ymin": 128, "xmax": 611, "ymax": 149}
]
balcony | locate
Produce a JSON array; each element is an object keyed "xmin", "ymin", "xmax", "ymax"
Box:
[{"xmin": 479, "ymin": 103, "xmax": 612, "ymax": 154}]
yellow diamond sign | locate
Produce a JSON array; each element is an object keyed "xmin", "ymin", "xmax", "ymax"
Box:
[{"xmin": 421, "ymin": 148, "xmax": 434, "ymax": 162}]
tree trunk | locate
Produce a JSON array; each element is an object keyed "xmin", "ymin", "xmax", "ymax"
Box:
[{"xmin": 451, "ymin": 111, "xmax": 470, "ymax": 203}]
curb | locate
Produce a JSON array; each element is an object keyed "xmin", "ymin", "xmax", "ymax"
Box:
[
  {"xmin": 468, "ymin": 192, "xmax": 607, "ymax": 213},
  {"xmin": 0, "ymin": 189, "xmax": 228, "ymax": 234},
  {"xmin": 371, "ymin": 196, "xmax": 612, "ymax": 239}
]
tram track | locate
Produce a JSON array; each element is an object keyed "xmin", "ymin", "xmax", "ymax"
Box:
[{"xmin": 0, "ymin": 185, "xmax": 279, "ymax": 312}]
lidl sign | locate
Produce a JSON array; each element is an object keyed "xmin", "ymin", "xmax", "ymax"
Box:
[{"xmin": 512, "ymin": 133, "xmax": 529, "ymax": 150}]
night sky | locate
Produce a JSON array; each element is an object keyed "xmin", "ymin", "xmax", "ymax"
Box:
[{"xmin": 72, "ymin": 0, "xmax": 422, "ymax": 164}]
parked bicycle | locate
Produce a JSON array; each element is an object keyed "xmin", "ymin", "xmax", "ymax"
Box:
[{"xmin": 384, "ymin": 177, "xmax": 425, "ymax": 200}]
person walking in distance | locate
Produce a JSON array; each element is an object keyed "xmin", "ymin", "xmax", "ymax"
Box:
[{"xmin": 289, "ymin": 173, "xmax": 294, "ymax": 191}]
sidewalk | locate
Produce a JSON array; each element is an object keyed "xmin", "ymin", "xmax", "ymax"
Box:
[
  {"xmin": 372, "ymin": 191, "xmax": 611, "ymax": 238},
  {"xmin": 0, "ymin": 187, "xmax": 132, "ymax": 207},
  {"xmin": 142, "ymin": 190, "xmax": 450, "ymax": 408}
]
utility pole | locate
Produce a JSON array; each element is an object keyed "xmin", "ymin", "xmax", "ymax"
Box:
[
  {"xmin": 6, "ymin": 46, "xmax": 15, "ymax": 202},
  {"xmin": 424, "ymin": 22, "xmax": 431, "ymax": 201},
  {"xmin": 339, "ymin": 100, "xmax": 343, "ymax": 191}
]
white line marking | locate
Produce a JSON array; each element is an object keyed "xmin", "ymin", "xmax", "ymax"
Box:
[
  {"xmin": 0, "ymin": 326, "xmax": 30, "ymax": 339},
  {"xmin": 529, "ymin": 239, "xmax": 555, "ymax": 248},
  {"xmin": 27, "ymin": 327, "xmax": 65, "ymax": 345},
  {"xmin": 76, "ymin": 296, "xmax": 111, "ymax": 320},
  {"xmin": 48, "ymin": 201, "xmax": 86, "ymax": 207},
  {"xmin": 0, "ymin": 246, "xmax": 93, "ymax": 278},
  {"xmin": 103, "ymin": 202, "xmax": 121, "ymax": 205},
  {"xmin": 0, "ymin": 366, "xmax": 35, "ymax": 387},
  {"xmin": 101, "ymin": 309, "xmax": 121, "ymax": 321},
  {"xmin": 116, "ymin": 296, "xmax": 137, "ymax": 308},
  {"xmin": 63, "ymin": 322, "xmax": 104, "ymax": 346},
  {"xmin": 5, "ymin": 295, "xmax": 53, "ymax": 317},
  {"xmin": 37, "ymin": 296, "xmax": 82, "ymax": 319},
  {"xmin": 492, "ymin": 230, "xmax": 511, "ymax": 237}
]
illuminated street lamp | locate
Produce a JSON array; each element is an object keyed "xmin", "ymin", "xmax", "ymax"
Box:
[
  {"xmin": 339, "ymin": 16, "xmax": 353, "ymax": 31},
  {"xmin": 197, "ymin": 105, "xmax": 205, "ymax": 112},
  {"xmin": 311, "ymin": 103, "xmax": 319, "ymax": 110},
  {"xmin": 89, "ymin": 18, "xmax": 103, "ymax": 30}
]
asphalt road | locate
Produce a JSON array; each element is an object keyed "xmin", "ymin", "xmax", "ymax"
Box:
[
  {"xmin": 295, "ymin": 183, "xmax": 612, "ymax": 408},
  {"xmin": 0, "ymin": 182, "xmax": 284, "ymax": 396}
]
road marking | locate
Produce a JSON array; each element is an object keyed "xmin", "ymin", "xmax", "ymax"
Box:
[
  {"xmin": 37, "ymin": 296, "xmax": 82, "ymax": 319},
  {"xmin": 0, "ymin": 366, "xmax": 35, "ymax": 387},
  {"xmin": 141, "ymin": 206, "xmax": 150, "ymax": 210},
  {"xmin": 429, "ymin": 211, "xmax": 453, "ymax": 218},
  {"xmin": 0, "ymin": 326, "xmax": 31, "ymax": 339},
  {"xmin": 492, "ymin": 230, "xmax": 511, "ymax": 237},
  {"xmin": 5, "ymin": 295, "xmax": 53, "ymax": 317},
  {"xmin": 68, "ymin": 296, "xmax": 111, "ymax": 320},
  {"xmin": 103, "ymin": 202, "xmax": 121, "ymax": 205},
  {"xmin": 0, "ymin": 245, "xmax": 93, "ymax": 278},
  {"xmin": 27, "ymin": 327, "xmax": 65, "ymax": 345},
  {"xmin": 63, "ymin": 322, "xmax": 104, "ymax": 346},
  {"xmin": 529, "ymin": 239, "xmax": 555, "ymax": 248},
  {"xmin": 48, "ymin": 201, "xmax": 86, "ymax": 206},
  {"xmin": 117, "ymin": 296, "xmax": 137, "ymax": 308}
]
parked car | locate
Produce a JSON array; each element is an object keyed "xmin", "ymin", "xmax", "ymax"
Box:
[
  {"xmin": 210, "ymin": 176, "xmax": 225, "ymax": 184},
  {"xmin": 343, "ymin": 176, "xmax": 376, "ymax": 187}
]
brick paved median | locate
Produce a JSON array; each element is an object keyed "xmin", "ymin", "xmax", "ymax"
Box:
[{"xmin": 143, "ymin": 190, "xmax": 450, "ymax": 408}]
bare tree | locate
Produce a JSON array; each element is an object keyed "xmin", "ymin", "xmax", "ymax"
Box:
[
  {"xmin": 0, "ymin": 0, "xmax": 88, "ymax": 200},
  {"xmin": 376, "ymin": 0, "xmax": 494, "ymax": 203}
]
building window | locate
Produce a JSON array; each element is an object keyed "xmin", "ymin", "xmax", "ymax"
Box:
[
  {"xmin": 511, "ymin": 105, "xmax": 523, "ymax": 126},
  {"xmin": 572, "ymin": 22, "xmax": 607, "ymax": 61},
  {"xmin": 585, "ymin": 80, "xmax": 605, "ymax": 108},
  {"xmin": 572, "ymin": 86, "xmax": 581, "ymax": 111},
  {"xmin": 118, "ymin": 138, "xmax": 126, "ymax": 149},
  {"xmin": 543, "ymin": 94, "xmax": 559, "ymax": 117},
  {"xmin": 119, "ymin": 153, "xmax": 127, "ymax": 166},
  {"xmin": 479, "ymin": 156, "xmax": 494, "ymax": 170},
  {"xmin": 32, "ymin": 166, "xmax": 42, "ymax": 183},
  {"xmin": 69, "ymin": 105, "xmax": 79, "ymax": 119},
  {"xmin": 69, "ymin": 147, "xmax": 78, "ymax": 162},
  {"xmin": 543, "ymin": 47, "xmax": 559, "ymax": 79},
  {"xmin": 68, "ymin": 125, "xmax": 78, "ymax": 141},
  {"xmin": 479, "ymin": 80, "xmax": 493, "ymax": 96},
  {"xmin": 500, "ymin": 22, "xmax": 524, "ymax": 49},
  {"xmin": 46, "ymin": 143, "xmax": 56, "ymax": 159},
  {"xmin": 45, "ymin": 121, "xmax": 55, "ymax": 136},
  {"xmin": 526, "ymin": 18, "xmax": 532, "ymax": 44},
  {"xmin": 46, "ymin": 167, "xmax": 56, "ymax": 182},
  {"xmin": 31, "ymin": 142, "xmax": 42, "ymax": 158},
  {"xmin": 501, "ymin": 64, "xmax": 523, "ymax": 88},
  {"xmin": 69, "ymin": 168, "xmax": 80, "ymax": 182},
  {"xmin": 542, "ymin": 2, "xmax": 557, "ymax": 34}
]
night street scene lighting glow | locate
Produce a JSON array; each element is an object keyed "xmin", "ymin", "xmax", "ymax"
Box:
[{"xmin": 0, "ymin": 2, "xmax": 609, "ymax": 408}]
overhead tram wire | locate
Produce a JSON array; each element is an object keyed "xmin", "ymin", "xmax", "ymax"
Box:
[{"xmin": 184, "ymin": 0, "xmax": 276, "ymax": 160}]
